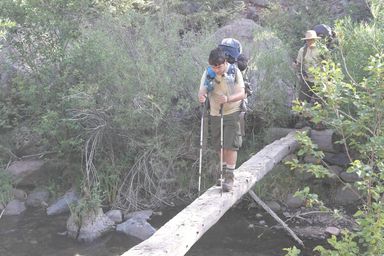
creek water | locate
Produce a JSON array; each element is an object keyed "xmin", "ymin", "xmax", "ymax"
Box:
[{"xmin": 0, "ymin": 206, "xmax": 319, "ymax": 256}]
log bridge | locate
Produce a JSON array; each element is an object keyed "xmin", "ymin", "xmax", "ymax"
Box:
[{"xmin": 122, "ymin": 130, "xmax": 302, "ymax": 256}]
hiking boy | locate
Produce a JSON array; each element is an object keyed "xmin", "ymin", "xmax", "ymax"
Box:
[
  {"xmin": 198, "ymin": 47, "xmax": 246, "ymax": 192},
  {"xmin": 294, "ymin": 30, "xmax": 322, "ymax": 103}
]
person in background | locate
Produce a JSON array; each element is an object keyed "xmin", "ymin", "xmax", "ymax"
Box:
[{"xmin": 294, "ymin": 30, "xmax": 322, "ymax": 103}]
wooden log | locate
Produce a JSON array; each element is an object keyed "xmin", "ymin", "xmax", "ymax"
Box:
[{"xmin": 121, "ymin": 130, "xmax": 301, "ymax": 256}]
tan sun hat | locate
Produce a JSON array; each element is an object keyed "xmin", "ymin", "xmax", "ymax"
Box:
[{"xmin": 301, "ymin": 30, "xmax": 321, "ymax": 40}]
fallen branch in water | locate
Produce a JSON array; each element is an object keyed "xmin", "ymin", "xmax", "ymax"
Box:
[{"xmin": 248, "ymin": 190, "xmax": 304, "ymax": 248}]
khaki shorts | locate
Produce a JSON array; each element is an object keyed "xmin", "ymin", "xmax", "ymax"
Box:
[{"xmin": 210, "ymin": 112, "xmax": 242, "ymax": 151}]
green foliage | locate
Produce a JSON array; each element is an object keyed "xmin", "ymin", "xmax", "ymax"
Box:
[
  {"xmin": 260, "ymin": 0, "xmax": 335, "ymax": 56},
  {"xmin": 288, "ymin": 2, "xmax": 384, "ymax": 254},
  {"xmin": 97, "ymin": 162, "xmax": 121, "ymax": 205},
  {"xmin": 0, "ymin": 170, "xmax": 13, "ymax": 207},
  {"xmin": 283, "ymin": 246, "xmax": 301, "ymax": 256},
  {"xmin": 314, "ymin": 231, "xmax": 359, "ymax": 256},
  {"xmin": 249, "ymin": 30, "xmax": 296, "ymax": 128},
  {"xmin": 354, "ymin": 202, "xmax": 384, "ymax": 255},
  {"xmin": 169, "ymin": 0, "xmax": 245, "ymax": 31},
  {"xmin": 251, "ymin": 164, "xmax": 301, "ymax": 201},
  {"xmin": 68, "ymin": 183, "xmax": 102, "ymax": 226},
  {"xmin": 0, "ymin": 19, "xmax": 15, "ymax": 42},
  {"xmin": 285, "ymin": 131, "xmax": 331, "ymax": 179},
  {"xmin": 334, "ymin": 17, "xmax": 384, "ymax": 81},
  {"xmin": 294, "ymin": 186, "xmax": 326, "ymax": 209}
]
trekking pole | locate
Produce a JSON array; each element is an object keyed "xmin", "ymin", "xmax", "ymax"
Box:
[
  {"xmin": 220, "ymin": 104, "xmax": 224, "ymax": 196},
  {"xmin": 198, "ymin": 100, "xmax": 207, "ymax": 195}
]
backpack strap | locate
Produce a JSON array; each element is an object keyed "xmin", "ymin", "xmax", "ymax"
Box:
[
  {"xmin": 302, "ymin": 44, "xmax": 308, "ymax": 62},
  {"xmin": 226, "ymin": 63, "xmax": 237, "ymax": 84},
  {"xmin": 227, "ymin": 63, "xmax": 236, "ymax": 76}
]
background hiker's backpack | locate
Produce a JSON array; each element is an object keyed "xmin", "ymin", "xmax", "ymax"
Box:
[
  {"xmin": 313, "ymin": 24, "xmax": 332, "ymax": 39},
  {"xmin": 313, "ymin": 24, "xmax": 337, "ymax": 49},
  {"xmin": 219, "ymin": 38, "xmax": 242, "ymax": 64}
]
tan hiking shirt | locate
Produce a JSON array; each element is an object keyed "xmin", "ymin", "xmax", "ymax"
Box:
[
  {"xmin": 199, "ymin": 65, "xmax": 245, "ymax": 116},
  {"xmin": 296, "ymin": 45, "xmax": 321, "ymax": 83}
]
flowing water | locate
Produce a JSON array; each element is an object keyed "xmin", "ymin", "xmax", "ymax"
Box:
[{"xmin": 0, "ymin": 206, "xmax": 318, "ymax": 256}]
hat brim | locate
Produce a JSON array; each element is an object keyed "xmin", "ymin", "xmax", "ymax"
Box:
[{"xmin": 301, "ymin": 36, "xmax": 321, "ymax": 40}]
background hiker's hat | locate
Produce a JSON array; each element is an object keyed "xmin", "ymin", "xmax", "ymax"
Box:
[
  {"xmin": 219, "ymin": 38, "xmax": 242, "ymax": 62},
  {"xmin": 301, "ymin": 30, "xmax": 321, "ymax": 40}
]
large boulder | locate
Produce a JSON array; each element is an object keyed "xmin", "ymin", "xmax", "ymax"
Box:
[{"xmin": 6, "ymin": 159, "xmax": 45, "ymax": 186}]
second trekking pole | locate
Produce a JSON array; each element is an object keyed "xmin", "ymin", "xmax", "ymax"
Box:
[
  {"xmin": 220, "ymin": 104, "xmax": 224, "ymax": 196},
  {"xmin": 198, "ymin": 100, "xmax": 207, "ymax": 195}
]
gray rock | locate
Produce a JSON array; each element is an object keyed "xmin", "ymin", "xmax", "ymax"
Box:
[
  {"xmin": 286, "ymin": 194, "xmax": 305, "ymax": 209},
  {"xmin": 6, "ymin": 159, "xmax": 45, "ymax": 185},
  {"xmin": 4, "ymin": 199, "xmax": 26, "ymax": 215},
  {"xmin": 106, "ymin": 209, "xmax": 123, "ymax": 224},
  {"xmin": 116, "ymin": 217, "xmax": 156, "ymax": 240},
  {"xmin": 12, "ymin": 188, "xmax": 27, "ymax": 201},
  {"xmin": 322, "ymin": 165, "xmax": 343, "ymax": 185},
  {"xmin": 26, "ymin": 188, "xmax": 50, "ymax": 207},
  {"xmin": 329, "ymin": 165, "xmax": 343, "ymax": 176},
  {"xmin": 339, "ymin": 171, "xmax": 361, "ymax": 183},
  {"xmin": 333, "ymin": 185, "xmax": 361, "ymax": 205},
  {"xmin": 325, "ymin": 226, "xmax": 341, "ymax": 236},
  {"xmin": 66, "ymin": 208, "xmax": 114, "ymax": 242},
  {"xmin": 124, "ymin": 209, "xmax": 153, "ymax": 221},
  {"xmin": 47, "ymin": 190, "xmax": 79, "ymax": 216},
  {"xmin": 323, "ymin": 152, "xmax": 350, "ymax": 166}
]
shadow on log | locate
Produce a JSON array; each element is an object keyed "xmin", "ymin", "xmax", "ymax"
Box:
[{"xmin": 121, "ymin": 130, "xmax": 303, "ymax": 256}]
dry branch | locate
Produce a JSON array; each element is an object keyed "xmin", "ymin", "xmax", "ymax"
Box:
[{"xmin": 248, "ymin": 190, "xmax": 304, "ymax": 247}]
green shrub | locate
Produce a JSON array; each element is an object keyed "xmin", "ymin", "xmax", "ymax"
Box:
[
  {"xmin": 0, "ymin": 170, "xmax": 13, "ymax": 208},
  {"xmin": 286, "ymin": 1, "xmax": 384, "ymax": 254}
]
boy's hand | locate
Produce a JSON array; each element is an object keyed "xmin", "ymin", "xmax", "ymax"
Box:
[{"xmin": 199, "ymin": 93, "xmax": 207, "ymax": 103}]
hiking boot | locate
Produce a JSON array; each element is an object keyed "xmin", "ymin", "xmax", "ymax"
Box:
[
  {"xmin": 222, "ymin": 169, "xmax": 234, "ymax": 192},
  {"xmin": 215, "ymin": 164, "xmax": 226, "ymax": 186}
]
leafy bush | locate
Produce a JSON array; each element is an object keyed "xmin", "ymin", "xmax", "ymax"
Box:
[
  {"xmin": 286, "ymin": 1, "xmax": 384, "ymax": 254},
  {"xmin": 0, "ymin": 170, "xmax": 13, "ymax": 208}
]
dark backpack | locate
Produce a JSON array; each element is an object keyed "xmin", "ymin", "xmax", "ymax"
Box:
[{"xmin": 313, "ymin": 24, "xmax": 337, "ymax": 49}]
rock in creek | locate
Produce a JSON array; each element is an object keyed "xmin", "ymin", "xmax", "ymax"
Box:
[
  {"xmin": 4, "ymin": 200, "xmax": 26, "ymax": 215},
  {"xmin": 66, "ymin": 208, "xmax": 114, "ymax": 242},
  {"xmin": 47, "ymin": 190, "xmax": 79, "ymax": 216},
  {"xmin": 116, "ymin": 217, "xmax": 156, "ymax": 240}
]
